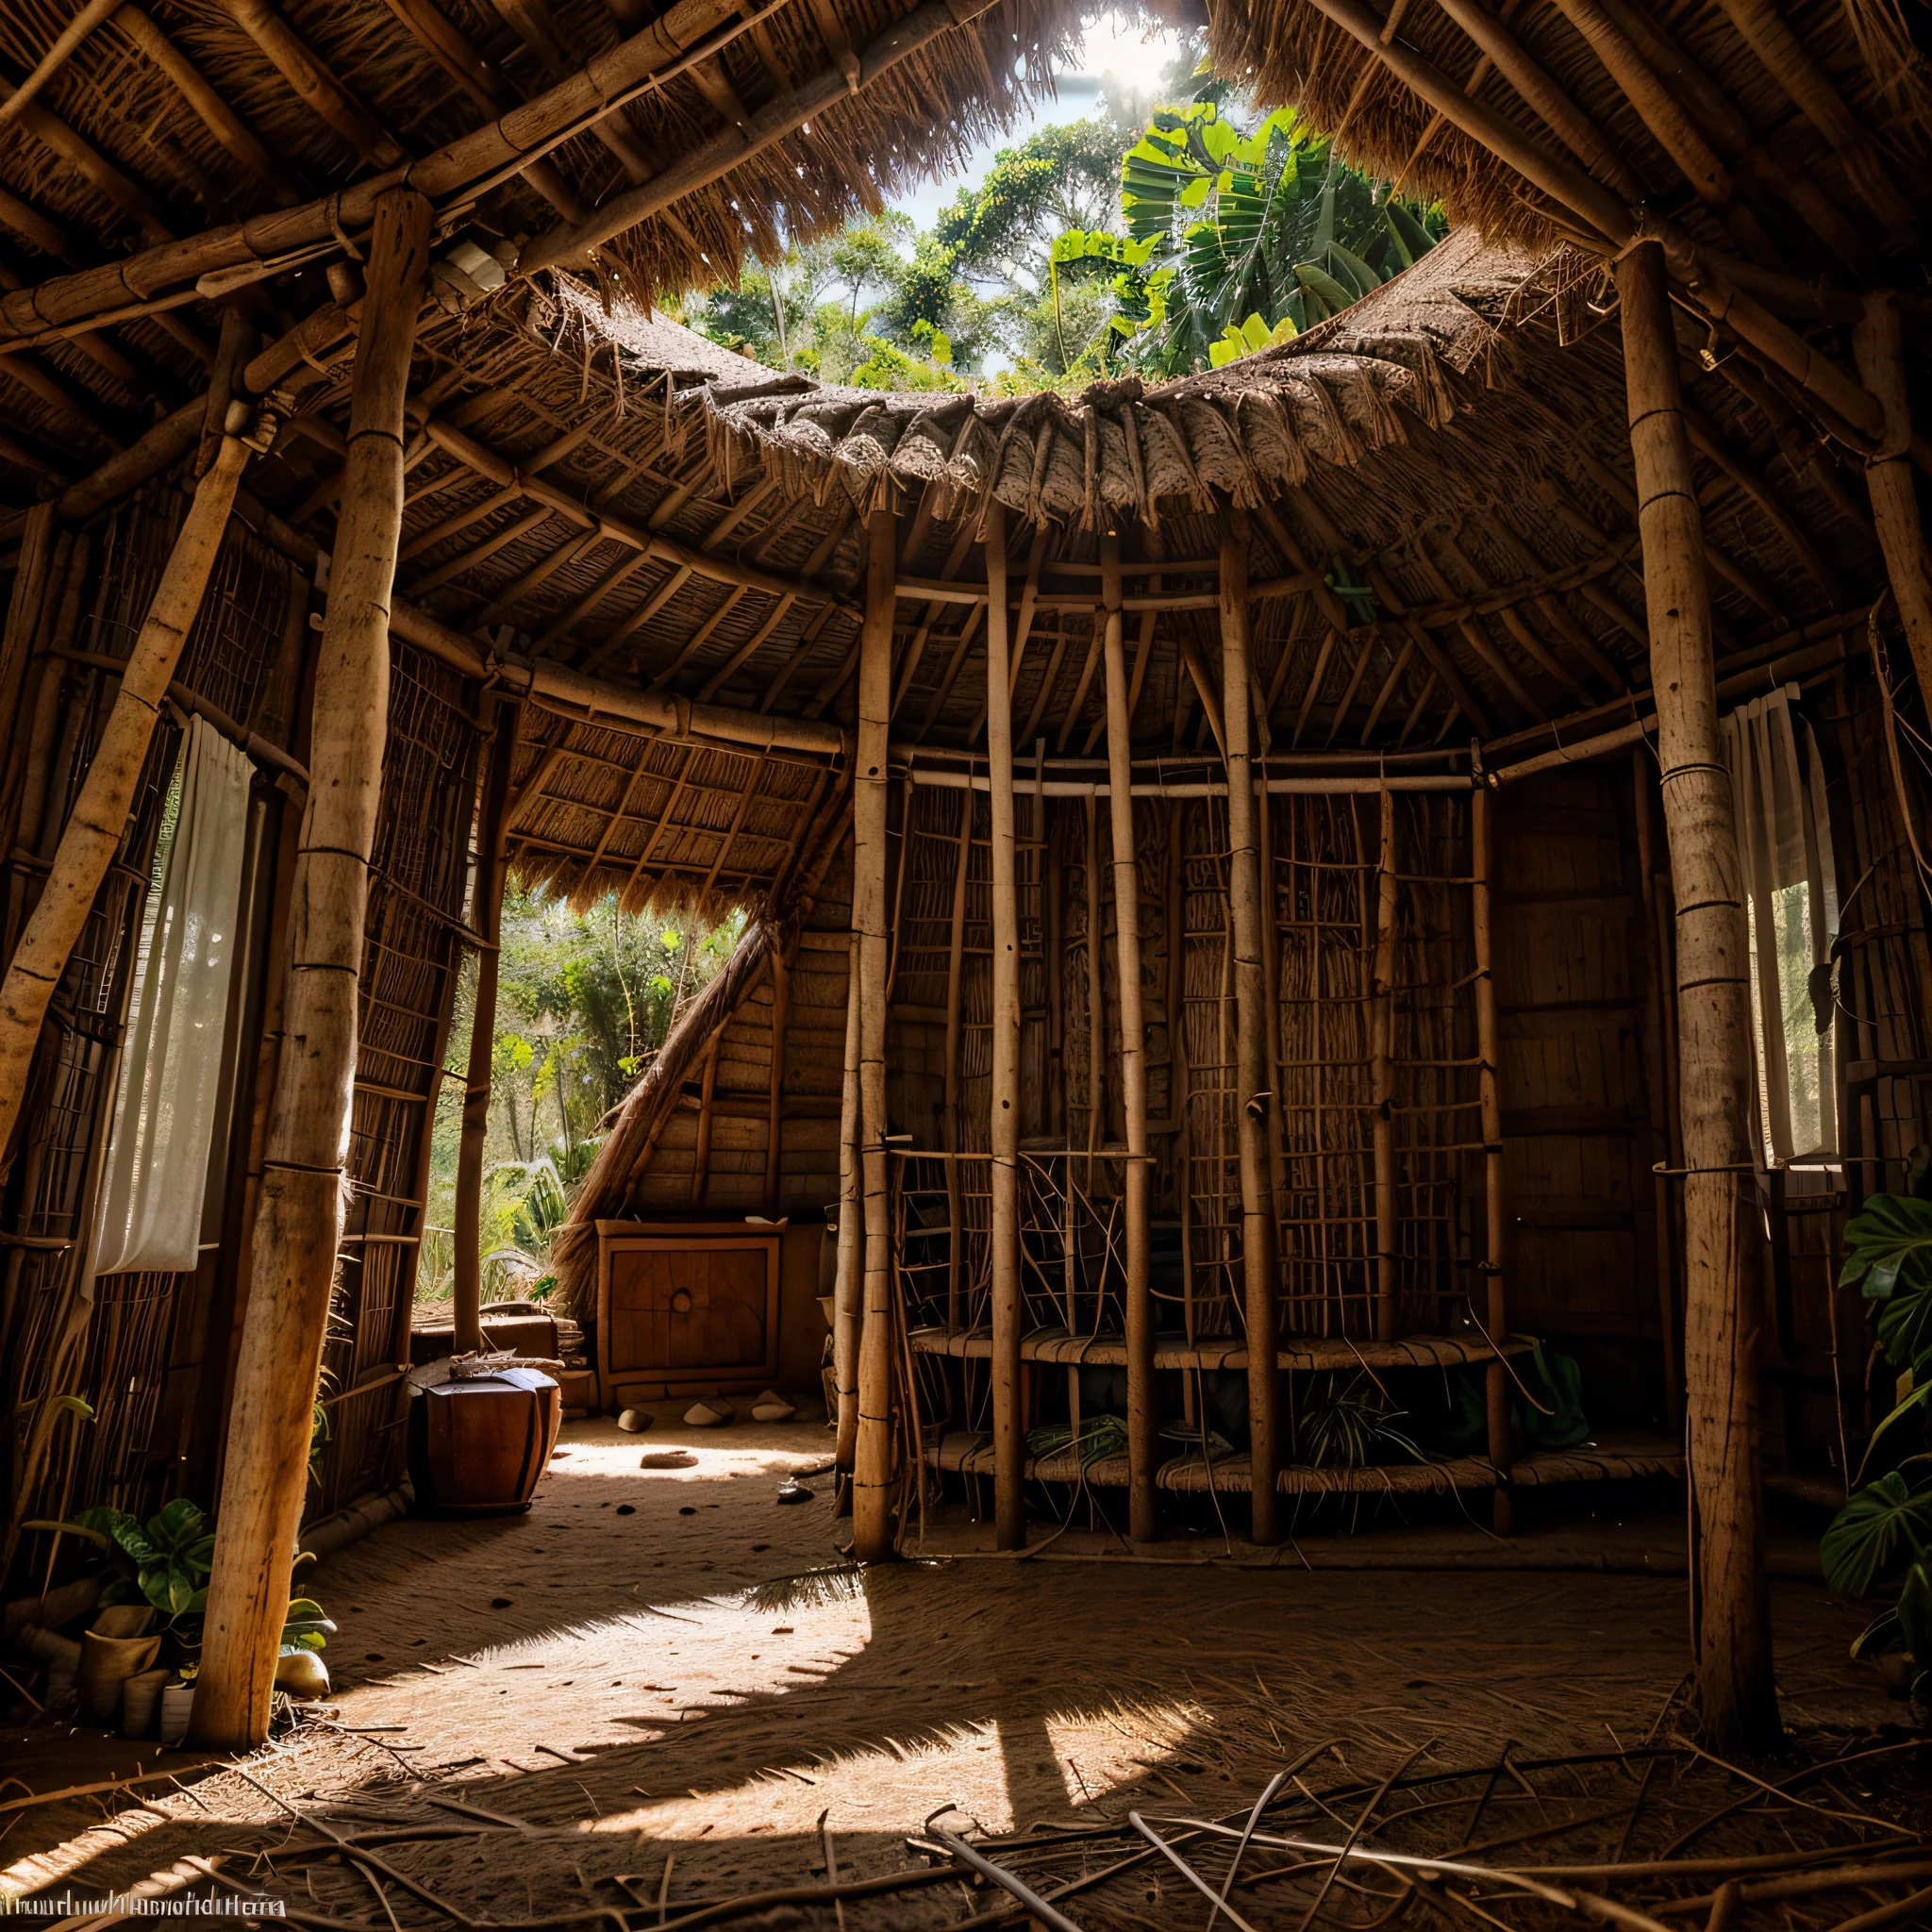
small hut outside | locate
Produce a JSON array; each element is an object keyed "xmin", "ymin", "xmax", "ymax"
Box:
[{"xmin": 3, "ymin": 0, "xmax": 1932, "ymax": 1920}]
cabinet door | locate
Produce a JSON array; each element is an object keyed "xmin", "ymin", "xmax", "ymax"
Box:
[{"xmin": 607, "ymin": 1240, "xmax": 774, "ymax": 1375}]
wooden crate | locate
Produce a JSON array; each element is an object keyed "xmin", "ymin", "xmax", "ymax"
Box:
[{"xmin": 595, "ymin": 1219, "xmax": 781, "ymax": 1407}]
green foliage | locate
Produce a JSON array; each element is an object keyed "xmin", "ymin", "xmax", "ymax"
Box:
[
  {"xmin": 281, "ymin": 1596, "xmax": 336, "ymax": 1656},
  {"xmin": 1099, "ymin": 101, "xmax": 1443, "ymax": 374},
  {"xmin": 25, "ymin": 1498, "xmax": 216, "ymax": 1618},
  {"xmin": 1821, "ymin": 1188, "xmax": 1932, "ymax": 1700},
  {"xmin": 1838, "ymin": 1191, "xmax": 1932, "ymax": 1470},
  {"xmin": 1026, "ymin": 1414, "xmax": 1130, "ymax": 1467},
  {"xmin": 1297, "ymin": 1374, "xmax": 1422, "ymax": 1469},
  {"xmin": 1823, "ymin": 1469, "xmax": 1932, "ymax": 1600}
]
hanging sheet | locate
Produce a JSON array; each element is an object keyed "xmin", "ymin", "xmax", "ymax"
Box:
[
  {"xmin": 1721, "ymin": 684, "xmax": 1839, "ymax": 1164},
  {"xmin": 92, "ymin": 716, "xmax": 253, "ymax": 1277}
]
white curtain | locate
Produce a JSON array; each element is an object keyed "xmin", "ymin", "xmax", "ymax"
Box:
[
  {"xmin": 92, "ymin": 717, "xmax": 253, "ymax": 1278},
  {"xmin": 1722, "ymin": 685, "xmax": 1839, "ymax": 1164}
]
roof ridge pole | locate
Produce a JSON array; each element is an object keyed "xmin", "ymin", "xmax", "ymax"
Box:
[
  {"xmin": 1617, "ymin": 237, "xmax": 1780, "ymax": 1757},
  {"xmin": 1221, "ymin": 508, "xmax": 1280, "ymax": 1544},
  {"xmin": 1103, "ymin": 530, "xmax": 1156, "ymax": 1543},
  {"xmin": 852, "ymin": 505, "xmax": 897, "ymax": 1564},
  {"xmin": 984, "ymin": 503, "xmax": 1026, "ymax": 1552},
  {"xmin": 192, "ymin": 184, "xmax": 434, "ymax": 1752}
]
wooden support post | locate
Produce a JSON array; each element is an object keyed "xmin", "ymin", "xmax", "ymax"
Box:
[
  {"xmin": 1220, "ymin": 514, "xmax": 1279, "ymax": 1542},
  {"xmin": 1618, "ymin": 239, "xmax": 1779, "ymax": 1756},
  {"xmin": 833, "ymin": 939, "xmax": 860, "ymax": 1505},
  {"xmin": 985, "ymin": 504, "xmax": 1024, "ymax": 1551},
  {"xmin": 0, "ymin": 438, "xmax": 249, "ymax": 1160},
  {"xmin": 1371, "ymin": 788, "xmax": 1399, "ymax": 1342},
  {"xmin": 852, "ymin": 507, "xmax": 896, "ymax": 1563},
  {"xmin": 1101, "ymin": 534, "xmax": 1155, "ymax": 1541},
  {"xmin": 453, "ymin": 698, "xmax": 520, "ymax": 1355},
  {"xmin": 763, "ymin": 953, "xmax": 788, "ymax": 1215},
  {"xmin": 1083, "ymin": 790, "xmax": 1106, "ymax": 1178},
  {"xmin": 1472, "ymin": 782, "xmax": 1513, "ymax": 1532},
  {"xmin": 193, "ymin": 186, "xmax": 432, "ymax": 1751},
  {"xmin": 943, "ymin": 791, "xmax": 971, "ymax": 1330},
  {"xmin": 1634, "ymin": 745, "xmax": 1684, "ymax": 1428},
  {"xmin": 689, "ymin": 1037, "xmax": 719, "ymax": 1208},
  {"xmin": 1853, "ymin": 293, "xmax": 1932, "ymax": 701}
]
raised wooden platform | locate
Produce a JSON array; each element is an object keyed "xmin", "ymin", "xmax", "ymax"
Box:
[
  {"xmin": 908, "ymin": 1324, "xmax": 1531, "ymax": 1373},
  {"xmin": 926, "ymin": 1430, "xmax": 1684, "ymax": 1495}
]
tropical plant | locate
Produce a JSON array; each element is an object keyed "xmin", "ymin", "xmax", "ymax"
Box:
[
  {"xmin": 1052, "ymin": 101, "xmax": 1442, "ymax": 376},
  {"xmin": 1816, "ymin": 1182, "xmax": 1932, "ymax": 1703},
  {"xmin": 1297, "ymin": 1374, "xmax": 1424, "ymax": 1468},
  {"xmin": 25, "ymin": 1498, "xmax": 217, "ymax": 1616}
]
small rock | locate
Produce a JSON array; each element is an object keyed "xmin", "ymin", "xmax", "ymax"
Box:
[
  {"xmin": 684, "ymin": 1399, "xmax": 734, "ymax": 1427},
  {"xmin": 617, "ymin": 1408, "xmax": 652, "ymax": 1434},
  {"xmin": 616, "ymin": 1504, "xmax": 635, "ymax": 1516},
  {"xmin": 640, "ymin": 1450, "xmax": 698, "ymax": 1470},
  {"xmin": 775, "ymin": 1479, "xmax": 814, "ymax": 1506},
  {"xmin": 751, "ymin": 1388, "xmax": 797, "ymax": 1423}
]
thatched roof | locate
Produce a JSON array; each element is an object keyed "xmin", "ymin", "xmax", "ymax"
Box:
[
  {"xmin": 0, "ymin": 0, "xmax": 1082, "ymax": 496},
  {"xmin": 1206, "ymin": 0, "xmax": 1932, "ymax": 268},
  {"xmin": 56, "ymin": 219, "xmax": 1850, "ymax": 928}
]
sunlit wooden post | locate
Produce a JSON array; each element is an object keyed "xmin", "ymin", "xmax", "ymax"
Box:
[
  {"xmin": 852, "ymin": 506, "xmax": 896, "ymax": 1562},
  {"xmin": 1618, "ymin": 238, "xmax": 1778, "ymax": 1755},
  {"xmin": 1220, "ymin": 511, "xmax": 1279, "ymax": 1543},
  {"xmin": 985, "ymin": 503, "xmax": 1024, "ymax": 1551},
  {"xmin": 195, "ymin": 185, "xmax": 433, "ymax": 1748},
  {"xmin": 1102, "ymin": 532, "xmax": 1155, "ymax": 1541},
  {"xmin": 454, "ymin": 698, "xmax": 521, "ymax": 1356}
]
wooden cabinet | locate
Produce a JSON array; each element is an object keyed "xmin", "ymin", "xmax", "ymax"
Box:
[{"xmin": 595, "ymin": 1219, "xmax": 781, "ymax": 1402}]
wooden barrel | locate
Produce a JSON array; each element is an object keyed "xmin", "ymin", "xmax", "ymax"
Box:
[{"xmin": 410, "ymin": 1366, "xmax": 559, "ymax": 1517}]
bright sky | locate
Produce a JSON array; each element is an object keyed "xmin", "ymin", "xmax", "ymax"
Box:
[{"xmin": 887, "ymin": 16, "xmax": 1185, "ymax": 233}]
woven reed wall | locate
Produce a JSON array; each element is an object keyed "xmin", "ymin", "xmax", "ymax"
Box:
[
  {"xmin": 310, "ymin": 643, "xmax": 480, "ymax": 1524},
  {"xmin": 1, "ymin": 489, "xmax": 295, "ymax": 1571}
]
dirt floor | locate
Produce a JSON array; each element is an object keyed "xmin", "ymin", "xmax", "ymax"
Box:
[{"xmin": 3, "ymin": 1407, "xmax": 1921, "ymax": 1927}]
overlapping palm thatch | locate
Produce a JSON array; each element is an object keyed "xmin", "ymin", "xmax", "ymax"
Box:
[{"xmin": 0, "ymin": 0, "xmax": 1083, "ymax": 506}]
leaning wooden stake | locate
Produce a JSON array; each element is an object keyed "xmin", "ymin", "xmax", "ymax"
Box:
[
  {"xmin": 1853, "ymin": 292, "xmax": 1932, "ymax": 700},
  {"xmin": 0, "ymin": 436, "xmax": 249, "ymax": 1163},
  {"xmin": 852, "ymin": 506, "xmax": 896, "ymax": 1563},
  {"xmin": 1371, "ymin": 787, "xmax": 1399, "ymax": 1342},
  {"xmin": 1472, "ymin": 782, "xmax": 1514, "ymax": 1533},
  {"xmin": 1102, "ymin": 533, "xmax": 1156, "ymax": 1541},
  {"xmin": 985, "ymin": 503, "xmax": 1025, "ymax": 1551},
  {"xmin": 1618, "ymin": 239, "xmax": 1779, "ymax": 1756},
  {"xmin": 193, "ymin": 187, "xmax": 433, "ymax": 1751},
  {"xmin": 453, "ymin": 698, "xmax": 521, "ymax": 1356},
  {"xmin": 1220, "ymin": 513, "xmax": 1280, "ymax": 1542}
]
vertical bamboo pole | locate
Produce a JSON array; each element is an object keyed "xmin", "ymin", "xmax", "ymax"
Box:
[
  {"xmin": 1633, "ymin": 746, "xmax": 1683, "ymax": 1428},
  {"xmin": 1220, "ymin": 513, "xmax": 1279, "ymax": 1541},
  {"xmin": 832, "ymin": 940, "xmax": 860, "ymax": 1505},
  {"xmin": 985, "ymin": 505, "xmax": 1024, "ymax": 1550},
  {"xmin": 762, "ymin": 953, "xmax": 789, "ymax": 1214},
  {"xmin": 943, "ymin": 792, "xmax": 971, "ymax": 1330},
  {"xmin": 0, "ymin": 441, "xmax": 249, "ymax": 1159},
  {"xmin": 194, "ymin": 185, "xmax": 432, "ymax": 1751},
  {"xmin": 1372, "ymin": 788, "xmax": 1399, "ymax": 1341},
  {"xmin": 454, "ymin": 698, "xmax": 520, "ymax": 1356},
  {"xmin": 853, "ymin": 507, "xmax": 896, "ymax": 1563},
  {"xmin": 1084, "ymin": 791, "xmax": 1106, "ymax": 1179},
  {"xmin": 689, "ymin": 1037, "xmax": 719, "ymax": 1208},
  {"xmin": 1853, "ymin": 294, "xmax": 1932, "ymax": 700},
  {"xmin": 1618, "ymin": 239, "xmax": 1778, "ymax": 1755},
  {"xmin": 1472, "ymin": 783, "xmax": 1514, "ymax": 1533},
  {"xmin": 1102, "ymin": 533, "xmax": 1155, "ymax": 1541}
]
